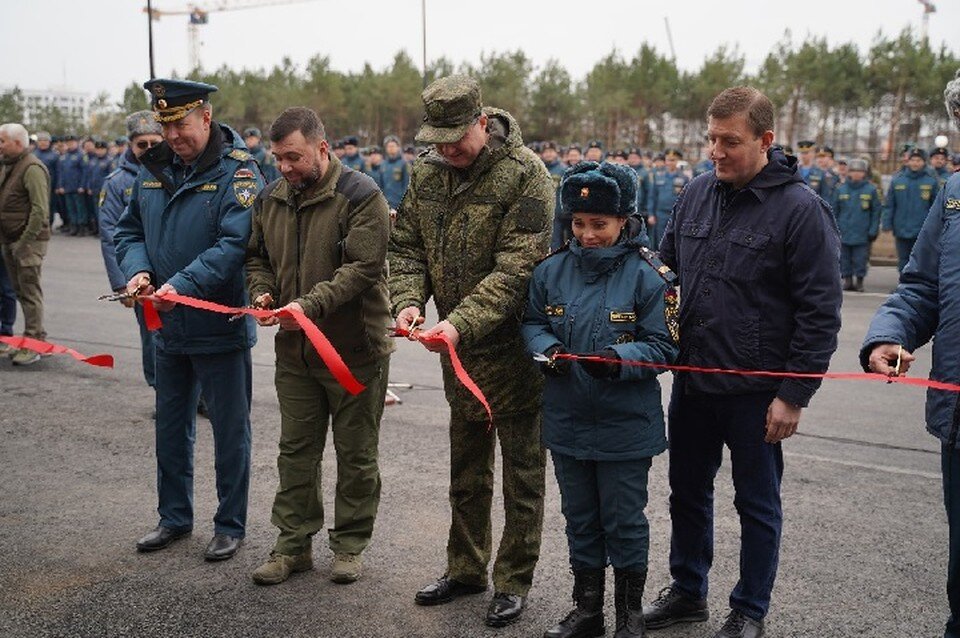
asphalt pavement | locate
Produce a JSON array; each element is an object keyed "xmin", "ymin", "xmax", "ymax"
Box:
[{"xmin": 0, "ymin": 233, "xmax": 948, "ymax": 637}]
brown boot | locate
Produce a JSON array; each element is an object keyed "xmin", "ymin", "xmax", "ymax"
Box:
[{"xmin": 252, "ymin": 551, "xmax": 313, "ymax": 585}]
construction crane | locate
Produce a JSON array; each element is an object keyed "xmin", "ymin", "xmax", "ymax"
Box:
[
  {"xmin": 917, "ymin": 0, "xmax": 936, "ymax": 41},
  {"xmin": 144, "ymin": 0, "xmax": 320, "ymax": 71}
]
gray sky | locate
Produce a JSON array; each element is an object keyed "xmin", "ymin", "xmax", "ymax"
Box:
[{"xmin": 6, "ymin": 0, "xmax": 958, "ymax": 103}]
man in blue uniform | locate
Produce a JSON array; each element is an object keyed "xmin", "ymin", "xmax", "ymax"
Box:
[
  {"xmin": 883, "ymin": 147, "xmax": 940, "ymax": 272},
  {"xmin": 861, "ymin": 70, "xmax": 960, "ymax": 638},
  {"xmin": 932, "ymin": 147, "xmax": 952, "ymax": 188},
  {"xmin": 244, "ymin": 127, "xmax": 280, "ymax": 183},
  {"xmin": 795, "ymin": 140, "xmax": 825, "ymax": 196},
  {"xmin": 542, "ymin": 141, "xmax": 569, "ymax": 251},
  {"xmin": 56, "ymin": 134, "xmax": 85, "ymax": 235},
  {"xmin": 584, "ymin": 140, "xmax": 604, "ymax": 163},
  {"xmin": 99, "ymin": 111, "xmax": 164, "ymax": 389},
  {"xmin": 628, "ymin": 147, "xmax": 652, "ymax": 223},
  {"xmin": 380, "ymin": 135, "xmax": 409, "ymax": 217},
  {"xmin": 564, "ymin": 144, "xmax": 582, "ymax": 168},
  {"xmin": 815, "ymin": 146, "xmax": 839, "ymax": 202},
  {"xmin": 831, "ymin": 158, "xmax": 880, "ymax": 292},
  {"xmin": 114, "ymin": 78, "xmax": 264, "ymax": 562},
  {"xmin": 32, "ymin": 132, "xmax": 59, "ymax": 228},
  {"xmin": 644, "ymin": 87, "xmax": 841, "ymax": 638},
  {"xmin": 646, "ymin": 149, "xmax": 689, "ymax": 250},
  {"xmin": 83, "ymin": 140, "xmax": 112, "ymax": 235},
  {"xmin": 340, "ymin": 135, "xmax": 365, "ymax": 172}
]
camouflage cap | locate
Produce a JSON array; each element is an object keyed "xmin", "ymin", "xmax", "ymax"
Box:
[
  {"xmin": 126, "ymin": 110, "xmax": 162, "ymax": 138},
  {"xmin": 415, "ymin": 75, "xmax": 482, "ymax": 144}
]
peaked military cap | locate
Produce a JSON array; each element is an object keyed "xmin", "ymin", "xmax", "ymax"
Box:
[
  {"xmin": 899, "ymin": 142, "xmax": 917, "ymax": 154},
  {"xmin": 369, "ymin": 145, "xmax": 384, "ymax": 154},
  {"xmin": 817, "ymin": 146, "xmax": 834, "ymax": 157},
  {"xmin": 796, "ymin": 140, "xmax": 816, "ymax": 152},
  {"xmin": 628, "ymin": 147, "xmax": 642, "ymax": 156},
  {"xmin": 243, "ymin": 127, "xmax": 262, "ymax": 138},
  {"xmin": 560, "ymin": 166, "xmax": 621, "ymax": 216},
  {"xmin": 664, "ymin": 148, "xmax": 682, "ymax": 160},
  {"xmin": 836, "ymin": 156, "xmax": 848, "ymax": 165},
  {"xmin": 931, "ymin": 146, "xmax": 949, "ymax": 158},
  {"xmin": 143, "ymin": 78, "xmax": 218, "ymax": 123},
  {"xmin": 94, "ymin": 140, "xmax": 109, "ymax": 149},
  {"xmin": 115, "ymin": 136, "xmax": 129, "ymax": 145},
  {"xmin": 416, "ymin": 75, "xmax": 483, "ymax": 144},
  {"xmin": 343, "ymin": 135, "xmax": 359, "ymax": 146},
  {"xmin": 586, "ymin": 140, "xmax": 604, "ymax": 150},
  {"xmin": 567, "ymin": 144, "xmax": 582, "ymax": 153},
  {"xmin": 126, "ymin": 110, "xmax": 162, "ymax": 138},
  {"xmin": 383, "ymin": 134, "xmax": 401, "ymax": 147},
  {"xmin": 541, "ymin": 141, "xmax": 558, "ymax": 151},
  {"xmin": 36, "ymin": 131, "xmax": 51, "ymax": 142},
  {"xmin": 909, "ymin": 147, "xmax": 928, "ymax": 160},
  {"xmin": 403, "ymin": 145, "xmax": 416, "ymax": 154}
]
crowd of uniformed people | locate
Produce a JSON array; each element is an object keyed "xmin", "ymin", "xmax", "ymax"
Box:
[{"xmin": 1, "ymin": 68, "xmax": 960, "ymax": 638}]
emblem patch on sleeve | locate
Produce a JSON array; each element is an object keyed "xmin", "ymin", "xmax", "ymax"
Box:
[
  {"xmin": 946, "ymin": 198, "xmax": 960, "ymax": 211},
  {"xmin": 664, "ymin": 287, "xmax": 680, "ymax": 343},
  {"xmin": 233, "ymin": 180, "xmax": 259, "ymax": 207}
]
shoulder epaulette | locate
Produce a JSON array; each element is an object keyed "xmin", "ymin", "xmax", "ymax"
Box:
[
  {"xmin": 228, "ymin": 149, "xmax": 251, "ymax": 161},
  {"xmin": 639, "ymin": 246, "xmax": 678, "ymax": 285}
]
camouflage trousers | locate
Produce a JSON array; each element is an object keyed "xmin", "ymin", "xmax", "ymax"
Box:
[
  {"xmin": 270, "ymin": 356, "xmax": 389, "ymax": 556},
  {"xmin": 446, "ymin": 410, "xmax": 546, "ymax": 596}
]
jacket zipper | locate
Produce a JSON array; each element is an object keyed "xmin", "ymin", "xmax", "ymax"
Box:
[{"xmin": 295, "ymin": 206, "xmax": 308, "ymax": 368}]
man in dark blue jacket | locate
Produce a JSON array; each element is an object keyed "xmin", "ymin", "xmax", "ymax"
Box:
[
  {"xmin": 56, "ymin": 134, "xmax": 85, "ymax": 235},
  {"xmin": 114, "ymin": 78, "xmax": 264, "ymax": 563},
  {"xmin": 380, "ymin": 135, "xmax": 409, "ymax": 215},
  {"xmin": 99, "ymin": 111, "xmax": 163, "ymax": 389},
  {"xmin": 862, "ymin": 68, "xmax": 960, "ymax": 638},
  {"xmin": 643, "ymin": 87, "xmax": 842, "ymax": 638},
  {"xmin": 32, "ymin": 132, "xmax": 59, "ymax": 227}
]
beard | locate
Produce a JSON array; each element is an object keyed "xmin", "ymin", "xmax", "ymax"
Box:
[{"xmin": 289, "ymin": 162, "xmax": 322, "ymax": 192}]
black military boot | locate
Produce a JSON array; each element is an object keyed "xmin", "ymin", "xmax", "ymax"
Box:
[
  {"xmin": 543, "ymin": 568, "xmax": 606, "ymax": 638},
  {"xmin": 842, "ymin": 276, "xmax": 854, "ymax": 291},
  {"xmin": 854, "ymin": 276, "xmax": 864, "ymax": 292},
  {"xmin": 613, "ymin": 569, "xmax": 646, "ymax": 637}
]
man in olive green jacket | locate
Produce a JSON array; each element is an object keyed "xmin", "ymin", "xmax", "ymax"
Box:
[
  {"xmin": 0, "ymin": 122, "xmax": 50, "ymax": 366},
  {"xmin": 389, "ymin": 75, "xmax": 554, "ymax": 629},
  {"xmin": 246, "ymin": 107, "xmax": 394, "ymax": 587}
]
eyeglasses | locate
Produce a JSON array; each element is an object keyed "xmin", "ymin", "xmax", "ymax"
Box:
[{"xmin": 135, "ymin": 140, "xmax": 160, "ymax": 150}]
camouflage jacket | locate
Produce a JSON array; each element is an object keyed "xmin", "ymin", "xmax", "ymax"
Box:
[{"xmin": 388, "ymin": 107, "xmax": 554, "ymax": 420}]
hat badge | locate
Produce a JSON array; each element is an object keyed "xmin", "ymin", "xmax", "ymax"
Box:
[
  {"xmin": 152, "ymin": 83, "xmax": 165, "ymax": 98},
  {"xmin": 580, "ymin": 187, "xmax": 590, "ymax": 198}
]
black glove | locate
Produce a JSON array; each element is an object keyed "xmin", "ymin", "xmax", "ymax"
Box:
[
  {"xmin": 579, "ymin": 348, "xmax": 621, "ymax": 379},
  {"xmin": 541, "ymin": 344, "xmax": 571, "ymax": 377}
]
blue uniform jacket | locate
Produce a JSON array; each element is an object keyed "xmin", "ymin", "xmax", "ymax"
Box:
[
  {"xmin": 831, "ymin": 178, "xmax": 881, "ymax": 246},
  {"xmin": 883, "ymin": 169, "xmax": 939, "ymax": 239},
  {"xmin": 659, "ymin": 149, "xmax": 842, "ymax": 407},
  {"xmin": 99, "ymin": 149, "xmax": 139, "ymax": 291},
  {"xmin": 379, "ymin": 154, "xmax": 410, "ymax": 210},
  {"xmin": 647, "ymin": 170, "xmax": 690, "ymax": 215},
  {"xmin": 363, "ymin": 161, "xmax": 386, "ymax": 193},
  {"xmin": 799, "ymin": 164, "xmax": 826, "ymax": 197},
  {"xmin": 33, "ymin": 148, "xmax": 59, "ymax": 192},
  {"xmin": 114, "ymin": 122, "xmax": 263, "ymax": 354},
  {"xmin": 522, "ymin": 237, "xmax": 679, "ymax": 461},
  {"xmin": 341, "ymin": 152, "xmax": 365, "ymax": 173},
  {"xmin": 248, "ymin": 144, "xmax": 280, "ymax": 183},
  {"xmin": 633, "ymin": 165, "xmax": 651, "ymax": 214},
  {"xmin": 693, "ymin": 159, "xmax": 714, "ymax": 178},
  {"xmin": 84, "ymin": 154, "xmax": 114, "ymax": 198},
  {"xmin": 861, "ymin": 173, "xmax": 960, "ymax": 446},
  {"xmin": 57, "ymin": 148, "xmax": 85, "ymax": 192}
]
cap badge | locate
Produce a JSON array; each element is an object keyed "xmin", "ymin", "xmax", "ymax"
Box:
[
  {"xmin": 580, "ymin": 187, "xmax": 590, "ymax": 198},
  {"xmin": 152, "ymin": 83, "xmax": 165, "ymax": 97}
]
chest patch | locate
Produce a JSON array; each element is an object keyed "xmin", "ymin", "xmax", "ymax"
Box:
[
  {"xmin": 609, "ymin": 311, "xmax": 637, "ymax": 323},
  {"xmin": 545, "ymin": 304, "xmax": 565, "ymax": 317},
  {"xmin": 142, "ymin": 181, "xmax": 162, "ymax": 189},
  {"xmin": 197, "ymin": 183, "xmax": 218, "ymax": 192}
]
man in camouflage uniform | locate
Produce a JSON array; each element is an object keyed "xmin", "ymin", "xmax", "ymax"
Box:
[{"xmin": 388, "ymin": 75, "xmax": 553, "ymax": 629}]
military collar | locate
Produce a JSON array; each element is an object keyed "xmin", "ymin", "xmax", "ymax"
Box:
[{"xmin": 141, "ymin": 122, "xmax": 228, "ymax": 193}]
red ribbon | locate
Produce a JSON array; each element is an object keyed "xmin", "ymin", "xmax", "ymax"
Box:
[
  {"xmin": 393, "ymin": 327, "xmax": 493, "ymax": 429},
  {"xmin": 0, "ymin": 335, "xmax": 113, "ymax": 368},
  {"xmin": 556, "ymin": 353, "xmax": 960, "ymax": 393},
  {"xmin": 146, "ymin": 292, "xmax": 365, "ymax": 396}
]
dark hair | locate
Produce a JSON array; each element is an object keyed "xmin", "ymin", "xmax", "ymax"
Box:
[
  {"xmin": 707, "ymin": 86, "xmax": 775, "ymax": 138},
  {"xmin": 269, "ymin": 107, "xmax": 326, "ymax": 143}
]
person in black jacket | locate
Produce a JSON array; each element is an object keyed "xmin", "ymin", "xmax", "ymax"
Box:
[{"xmin": 642, "ymin": 87, "xmax": 842, "ymax": 638}]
